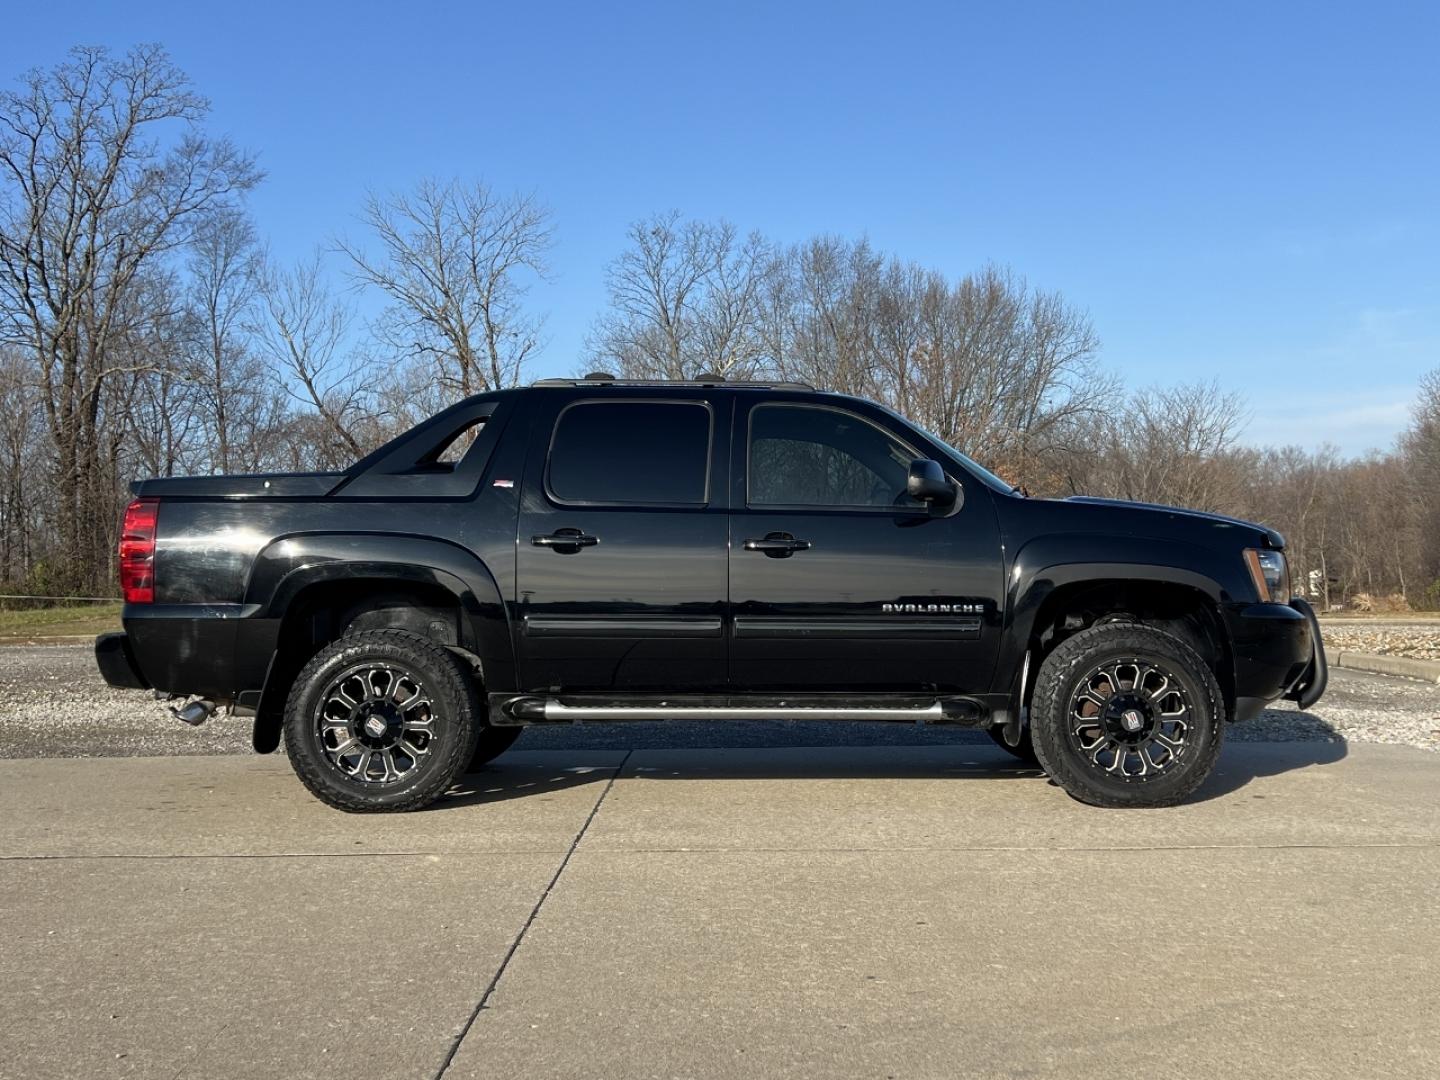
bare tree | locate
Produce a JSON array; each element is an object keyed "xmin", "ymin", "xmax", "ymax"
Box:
[
  {"xmin": 589, "ymin": 212, "xmax": 776, "ymax": 379},
  {"xmin": 253, "ymin": 253, "xmax": 372, "ymax": 465},
  {"xmin": 1404, "ymin": 368, "xmax": 1440, "ymax": 603},
  {"xmin": 183, "ymin": 208, "xmax": 266, "ymax": 472},
  {"xmin": 768, "ymin": 235, "xmax": 886, "ymax": 397},
  {"xmin": 0, "ymin": 348, "xmax": 42, "ymax": 581},
  {"xmin": 121, "ymin": 271, "xmax": 202, "ymax": 480},
  {"xmin": 905, "ymin": 265, "xmax": 1109, "ymax": 490},
  {"xmin": 1080, "ymin": 381, "xmax": 1252, "ymax": 511},
  {"xmin": 0, "ymin": 44, "xmax": 259, "ymax": 589},
  {"xmin": 339, "ymin": 179, "xmax": 551, "ymax": 395},
  {"xmin": 1242, "ymin": 444, "xmax": 1337, "ymax": 605},
  {"xmin": 754, "ymin": 239, "xmax": 1109, "ymax": 491}
]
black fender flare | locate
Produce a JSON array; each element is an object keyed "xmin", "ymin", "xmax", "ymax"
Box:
[
  {"xmin": 997, "ymin": 533, "xmax": 1244, "ymax": 698},
  {"xmin": 243, "ymin": 533, "xmax": 514, "ymax": 752}
]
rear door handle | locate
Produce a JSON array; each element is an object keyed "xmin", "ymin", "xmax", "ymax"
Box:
[
  {"xmin": 532, "ymin": 530, "xmax": 599, "ymax": 549},
  {"xmin": 744, "ymin": 535, "xmax": 812, "ymax": 554}
]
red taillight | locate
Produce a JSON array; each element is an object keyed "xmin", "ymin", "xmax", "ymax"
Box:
[{"xmin": 119, "ymin": 498, "xmax": 159, "ymax": 604}]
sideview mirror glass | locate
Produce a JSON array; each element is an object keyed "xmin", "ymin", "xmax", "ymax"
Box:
[{"xmin": 906, "ymin": 458, "xmax": 955, "ymax": 506}]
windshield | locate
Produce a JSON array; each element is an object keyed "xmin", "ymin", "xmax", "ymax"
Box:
[
  {"xmin": 934, "ymin": 440, "xmax": 1018, "ymax": 494},
  {"xmin": 872, "ymin": 404, "xmax": 1019, "ymax": 495}
]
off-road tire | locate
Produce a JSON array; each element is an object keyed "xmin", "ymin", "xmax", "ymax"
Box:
[
  {"xmin": 468, "ymin": 725, "xmax": 524, "ymax": 770},
  {"xmin": 284, "ymin": 629, "xmax": 482, "ymax": 812},
  {"xmin": 1029, "ymin": 623, "xmax": 1225, "ymax": 808},
  {"xmin": 986, "ymin": 724, "xmax": 1039, "ymax": 764}
]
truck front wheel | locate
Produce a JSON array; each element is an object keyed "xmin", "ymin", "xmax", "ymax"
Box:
[
  {"xmin": 283, "ymin": 629, "xmax": 482, "ymax": 812},
  {"xmin": 1029, "ymin": 623, "xmax": 1224, "ymax": 808}
]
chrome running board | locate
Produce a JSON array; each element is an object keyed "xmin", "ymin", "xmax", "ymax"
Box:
[
  {"xmin": 537, "ymin": 700, "xmax": 946, "ymax": 722},
  {"xmin": 495, "ymin": 694, "xmax": 986, "ymax": 725}
]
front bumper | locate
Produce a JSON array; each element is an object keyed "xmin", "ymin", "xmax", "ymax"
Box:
[
  {"xmin": 1225, "ymin": 597, "xmax": 1327, "ymax": 720},
  {"xmin": 1283, "ymin": 597, "xmax": 1327, "ymax": 709},
  {"xmin": 95, "ymin": 632, "xmax": 150, "ymax": 690}
]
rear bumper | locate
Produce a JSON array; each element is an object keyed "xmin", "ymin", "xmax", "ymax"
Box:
[
  {"xmin": 1224, "ymin": 597, "xmax": 1327, "ymax": 721},
  {"xmin": 110, "ymin": 604, "xmax": 277, "ymax": 701},
  {"xmin": 94, "ymin": 632, "xmax": 150, "ymax": 690}
]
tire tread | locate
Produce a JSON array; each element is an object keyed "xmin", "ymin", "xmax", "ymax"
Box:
[
  {"xmin": 283, "ymin": 629, "xmax": 482, "ymax": 813},
  {"xmin": 1029, "ymin": 623, "xmax": 1225, "ymax": 808}
]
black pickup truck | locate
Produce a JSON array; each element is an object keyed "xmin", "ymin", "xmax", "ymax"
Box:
[{"xmin": 96, "ymin": 375, "xmax": 1326, "ymax": 811}]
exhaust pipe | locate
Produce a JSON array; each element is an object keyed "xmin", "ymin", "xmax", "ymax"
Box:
[{"xmin": 171, "ymin": 698, "xmax": 216, "ymax": 727}]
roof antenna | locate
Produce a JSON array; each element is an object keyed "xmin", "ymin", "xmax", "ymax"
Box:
[
  {"xmin": 582, "ymin": 371, "xmax": 616, "ymax": 382},
  {"xmin": 693, "ymin": 371, "xmax": 726, "ymax": 383}
]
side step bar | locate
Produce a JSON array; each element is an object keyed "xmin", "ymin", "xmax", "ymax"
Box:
[
  {"xmin": 499, "ymin": 696, "xmax": 984, "ymax": 725},
  {"xmin": 535, "ymin": 701, "xmax": 946, "ymax": 722}
]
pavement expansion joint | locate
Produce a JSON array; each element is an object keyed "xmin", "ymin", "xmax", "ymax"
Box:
[
  {"xmin": 0, "ymin": 849, "xmax": 576, "ymax": 862},
  {"xmin": 571, "ymin": 840, "xmax": 1440, "ymax": 855},
  {"xmin": 432, "ymin": 750, "xmax": 632, "ymax": 1080}
]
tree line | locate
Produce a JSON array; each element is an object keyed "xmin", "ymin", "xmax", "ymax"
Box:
[{"xmin": 2, "ymin": 45, "xmax": 1436, "ymax": 608}]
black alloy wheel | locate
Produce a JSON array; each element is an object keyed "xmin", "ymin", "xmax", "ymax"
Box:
[
  {"xmin": 1029, "ymin": 623, "xmax": 1224, "ymax": 808},
  {"xmin": 315, "ymin": 661, "xmax": 437, "ymax": 784},
  {"xmin": 284, "ymin": 629, "xmax": 481, "ymax": 812},
  {"xmin": 1066, "ymin": 657, "xmax": 1193, "ymax": 779}
]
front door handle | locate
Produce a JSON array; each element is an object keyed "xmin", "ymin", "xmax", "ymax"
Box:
[
  {"xmin": 744, "ymin": 534, "xmax": 812, "ymax": 556},
  {"xmin": 532, "ymin": 529, "xmax": 599, "ymax": 549}
]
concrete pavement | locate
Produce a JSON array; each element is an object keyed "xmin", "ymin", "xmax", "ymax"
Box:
[{"xmin": 1, "ymin": 741, "xmax": 1437, "ymax": 1079}]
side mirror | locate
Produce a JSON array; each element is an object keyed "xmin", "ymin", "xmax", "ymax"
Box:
[{"xmin": 906, "ymin": 458, "xmax": 956, "ymax": 507}]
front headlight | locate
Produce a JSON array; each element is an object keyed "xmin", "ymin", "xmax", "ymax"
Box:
[{"xmin": 1244, "ymin": 548, "xmax": 1289, "ymax": 603}]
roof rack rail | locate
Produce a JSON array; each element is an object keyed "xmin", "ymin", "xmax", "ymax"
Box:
[{"xmin": 532, "ymin": 373, "xmax": 817, "ymax": 391}]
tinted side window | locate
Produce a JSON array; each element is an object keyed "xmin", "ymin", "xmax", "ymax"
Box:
[
  {"xmin": 548, "ymin": 401, "xmax": 711, "ymax": 505},
  {"xmin": 749, "ymin": 405, "xmax": 917, "ymax": 508}
]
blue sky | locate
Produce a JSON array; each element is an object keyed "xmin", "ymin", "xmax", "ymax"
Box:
[{"xmin": 6, "ymin": 1, "xmax": 1437, "ymax": 455}]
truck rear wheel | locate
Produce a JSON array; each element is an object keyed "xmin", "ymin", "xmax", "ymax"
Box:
[
  {"xmin": 283, "ymin": 629, "xmax": 481, "ymax": 812},
  {"xmin": 1029, "ymin": 623, "xmax": 1224, "ymax": 808}
]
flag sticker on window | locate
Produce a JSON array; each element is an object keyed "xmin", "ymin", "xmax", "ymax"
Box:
[{"xmin": 493, "ymin": 479, "xmax": 515, "ymax": 488}]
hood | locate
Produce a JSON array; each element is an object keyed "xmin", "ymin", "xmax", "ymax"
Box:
[{"xmin": 1063, "ymin": 496, "xmax": 1285, "ymax": 548}]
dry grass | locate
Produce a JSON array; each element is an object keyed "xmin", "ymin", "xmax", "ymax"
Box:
[{"xmin": 0, "ymin": 602, "xmax": 123, "ymax": 642}]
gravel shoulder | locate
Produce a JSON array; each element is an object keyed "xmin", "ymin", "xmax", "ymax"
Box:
[
  {"xmin": 0, "ymin": 644, "xmax": 254, "ymax": 758},
  {"xmin": 1, "ymin": 642, "xmax": 1437, "ymax": 759},
  {"xmin": 1319, "ymin": 619, "xmax": 1440, "ymax": 661}
]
